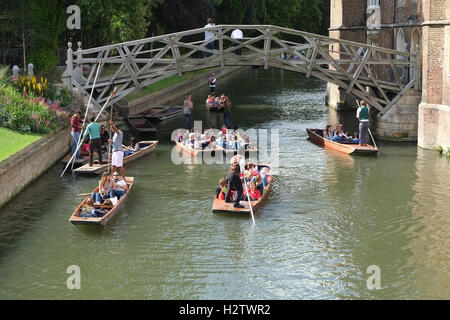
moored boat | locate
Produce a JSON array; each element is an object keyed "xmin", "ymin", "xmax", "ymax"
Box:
[
  {"xmin": 69, "ymin": 176, "xmax": 134, "ymax": 226},
  {"xmin": 127, "ymin": 115, "xmax": 157, "ymax": 134},
  {"xmin": 140, "ymin": 106, "xmax": 184, "ymax": 121},
  {"xmin": 73, "ymin": 140, "xmax": 158, "ymax": 174},
  {"xmin": 306, "ymin": 128, "xmax": 378, "ymax": 155},
  {"xmin": 212, "ymin": 164, "xmax": 273, "ymax": 214}
]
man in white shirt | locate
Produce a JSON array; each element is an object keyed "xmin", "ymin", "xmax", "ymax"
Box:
[
  {"xmin": 204, "ymin": 18, "xmax": 215, "ymax": 57},
  {"xmin": 231, "ymin": 29, "xmax": 243, "ymax": 55}
]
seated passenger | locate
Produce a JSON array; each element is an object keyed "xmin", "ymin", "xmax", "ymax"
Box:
[
  {"xmin": 80, "ymin": 197, "xmax": 95, "ymax": 217},
  {"xmin": 131, "ymin": 137, "xmax": 140, "ymax": 152},
  {"xmin": 185, "ymin": 133, "xmax": 195, "ymax": 148},
  {"xmin": 215, "ymin": 177, "xmax": 227, "ymax": 200},
  {"xmin": 100, "ymin": 125, "xmax": 110, "ymax": 152},
  {"xmin": 323, "ymin": 125, "xmax": 333, "ymax": 140},
  {"xmin": 221, "ymin": 125, "xmax": 228, "ymax": 135},
  {"xmin": 91, "ymin": 172, "xmax": 113, "ymax": 205},
  {"xmin": 260, "ymin": 167, "xmax": 269, "ymax": 187},
  {"xmin": 243, "ymin": 181, "xmax": 261, "ymax": 201},
  {"xmin": 352, "ymin": 132, "xmax": 360, "ymax": 144},
  {"xmin": 218, "ymin": 94, "xmax": 226, "ymax": 110},
  {"xmin": 255, "ymin": 175, "xmax": 264, "ymax": 195},
  {"xmin": 230, "ymin": 135, "xmax": 239, "ymax": 150},
  {"xmin": 109, "ymin": 172, "xmax": 128, "ymax": 200},
  {"xmin": 332, "ymin": 124, "xmax": 351, "ymax": 142},
  {"xmin": 218, "ymin": 135, "xmax": 228, "ymax": 149},
  {"xmin": 201, "ymin": 134, "xmax": 210, "ymax": 150}
]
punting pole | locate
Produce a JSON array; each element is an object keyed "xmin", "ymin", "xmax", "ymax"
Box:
[
  {"xmin": 61, "ymin": 86, "xmax": 117, "ymax": 177},
  {"xmin": 243, "ymin": 177, "xmax": 256, "ymax": 225},
  {"xmin": 107, "ymin": 104, "xmax": 113, "ymax": 174},
  {"xmin": 70, "ymin": 61, "xmax": 102, "ymax": 171},
  {"xmin": 356, "ymin": 99, "xmax": 380, "ymax": 156}
]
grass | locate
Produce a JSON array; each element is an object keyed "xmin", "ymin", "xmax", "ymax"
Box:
[
  {"xmin": 124, "ymin": 67, "xmax": 215, "ymax": 102},
  {"xmin": 0, "ymin": 127, "xmax": 43, "ymax": 162}
]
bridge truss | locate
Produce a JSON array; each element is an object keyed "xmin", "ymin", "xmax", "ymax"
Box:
[{"xmin": 63, "ymin": 25, "xmax": 420, "ymax": 118}]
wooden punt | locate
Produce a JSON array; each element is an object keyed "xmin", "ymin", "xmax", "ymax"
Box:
[
  {"xmin": 174, "ymin": 140, "xmax": 219, "ymax": 157},
  {"xmin": 306, "ymin": 128, "xmax": 378, "ymax": 155},
  {"xmin": 69, "ymin": 177, "xmax": 134, "ymax": 226},
  {"xmin": 61, "ymin": 153, "xmax": 89, "ymax": 168},
  {"xmin": 61, "ymin": 150, "xmax": 109, "ymax": 168},
  {"xmin": 217, "ymin": 145, "xmax": 259, "ymax": 157},
  {"xmin": 73, "ymin": 140, "xmax": 158, "ymax": 174},
  {"xmin": 127, "ymin": 115, "xmax": 157, "ymax": 134},
  {"xmin": 140, "ymin": 106, "xmax": 184, "ymax": 121},
  {"xmin": 212, "ymin": 164, "xmax": 273, "ymax": 214}
]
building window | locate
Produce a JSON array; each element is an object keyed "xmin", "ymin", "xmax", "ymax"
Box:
[{"xmin": 367, "ymin": 0, "xmax": 380, "ymax": 8}]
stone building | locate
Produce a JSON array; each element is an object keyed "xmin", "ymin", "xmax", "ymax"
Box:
[{"xmin": 328, "ymin": 0, "xmax": 450, "ymax": 149}]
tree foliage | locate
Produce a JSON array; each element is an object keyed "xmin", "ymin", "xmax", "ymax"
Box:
[{"xmin": 0, "ymin": 0, "xmax": 329, "ymax": 72}]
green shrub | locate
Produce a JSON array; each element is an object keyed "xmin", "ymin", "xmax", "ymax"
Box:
[{"xmin": 434, "ymin": 145, "xmax": 443, "ymax": 154}]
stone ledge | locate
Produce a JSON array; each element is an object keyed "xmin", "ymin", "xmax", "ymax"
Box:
[{"xmin": 0, "ymin": 127, "xmax": 71, "ymax": 208}]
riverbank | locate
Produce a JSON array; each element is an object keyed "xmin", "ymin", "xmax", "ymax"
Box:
[
  {"xmin": 0, "ymin": 127, "xmax": 70, "ymax": 208},
  {"xmin": 0, "ymin": 128, "xmax": 42, "ymax": 162}
]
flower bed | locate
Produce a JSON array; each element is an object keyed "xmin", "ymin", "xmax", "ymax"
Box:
[{"xmin": 0, "ymin": 81, "xmax": 71, "ymax": 134}]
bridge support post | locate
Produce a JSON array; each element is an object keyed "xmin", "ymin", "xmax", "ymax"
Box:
[{"xmin": 375, "ymin": 89, "xmax": 421, "ymax": 142}]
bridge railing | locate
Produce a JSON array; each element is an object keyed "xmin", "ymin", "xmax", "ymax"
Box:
[{"xmin": 63, "ymin": 25, "xmax": 419, "ymax": 117}]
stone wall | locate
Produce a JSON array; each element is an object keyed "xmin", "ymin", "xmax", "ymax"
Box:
[
  {"xmin": 376, "ymin": 89, "xmax": 421, "ymax": 141},
  {"xmin": 418, "ymin": 104, "xmax": 450, "ymax": 149},
  {"xmin": 0, "ymin": 128, "xmax": 71, "ymax": 208}
]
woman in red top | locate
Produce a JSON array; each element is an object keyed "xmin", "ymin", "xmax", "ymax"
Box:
[
  {"xmin": 243, "ymin": 181, "xmax": 261, "ymax": 201},
  {"xmin": 70, "ymin": 110, "xmax": 83, "ymax": 159}
]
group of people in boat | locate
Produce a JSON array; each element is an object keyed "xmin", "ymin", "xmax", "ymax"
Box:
[
  {"xmin": 318, "ymin": 124, "xmax": 360, "ymax": 144},
  {"xmin": 216, "ymin": 157, "xmax": 273, "ymax": 208},
  {"xmin": 79, "ymin": 171, "xmax": 129, "ymax": 218},
  {"xmin": 205, "ymin": 93, "xmax": 228, "ymax": 110},
  {"xmin": 176, "ymin": 124, "xmax": 254, "ymax": 152},
  {"xmin": 71, "ymin": 111, "xmax": 136, "ymax": 176},
  {"xmin": 318, "ymin": 100, "xmax": 372, "ymax": 147}
]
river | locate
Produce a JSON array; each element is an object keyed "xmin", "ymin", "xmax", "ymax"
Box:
[{"xmin": 0, "ymin": 67, "xmax": 449, "ymax": 299}]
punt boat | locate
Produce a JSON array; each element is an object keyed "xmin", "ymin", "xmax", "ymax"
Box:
[
  {"xmin": 306, "ymin": 128, "xmax": 378, "ymax": 155},
  {"xmin": 212, "ymin": 164, "xmax": 273, "ymax": 214},
  {"xmin": 69, "ymin": 177, "xmax": 134, "ymax": 226},
  {"xmin": 73, "ymin": 140, "xmax": 158, "ymax": 174}
]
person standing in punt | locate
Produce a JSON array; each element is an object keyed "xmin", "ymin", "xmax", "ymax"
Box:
[
  {"xmin": 82, "ymin": 116, "xmax": 102, "ymax": 166},
  {"xmin": 71, "ymin": 110, "xmax": 83, "ymax": 159},
  {"xmin": 357, "ymin": 100, "xmax": 370, "ymax": 146},
  {"xmin": 109, "ymin": 120, "xmax": 125, "ymax": 179},
  {"xmin": 209, "ymin": 72, "xmax": 217, "ymax": 93},
  {"xmin": 225, "ymin": 161, "xmax": 245, "ymax": 209},
  {"xmin": 223, "ymin": 94, "xmax": 232, "ymax": 128},
  {"xmin": 183, "ymin": 94, "xmax": 194, "ymax": 131}
]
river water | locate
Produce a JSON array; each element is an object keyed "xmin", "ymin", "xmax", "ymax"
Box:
[{"xmin": 0, "ymin": 68, "xmax": 449, "ymax": 300}]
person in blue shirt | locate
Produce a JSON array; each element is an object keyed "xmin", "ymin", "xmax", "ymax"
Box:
[{"xmin": 82, "ymin": 117, "xmax": 102, "ymax": 166}]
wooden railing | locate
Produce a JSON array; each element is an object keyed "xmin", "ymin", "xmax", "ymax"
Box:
[{"xmin": 62, "ymin": 25, "xmax": 419, "ymax": 117}]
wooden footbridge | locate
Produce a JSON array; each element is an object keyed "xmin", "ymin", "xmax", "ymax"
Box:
[{"xmin": 62, "ymin": 25, "xmax": 420, "ymax": 118}]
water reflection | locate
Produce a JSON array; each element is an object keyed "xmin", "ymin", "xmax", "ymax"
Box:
[{"xmin": 1, "ymin": 68, "xmax": 450, "ymax": 299}]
